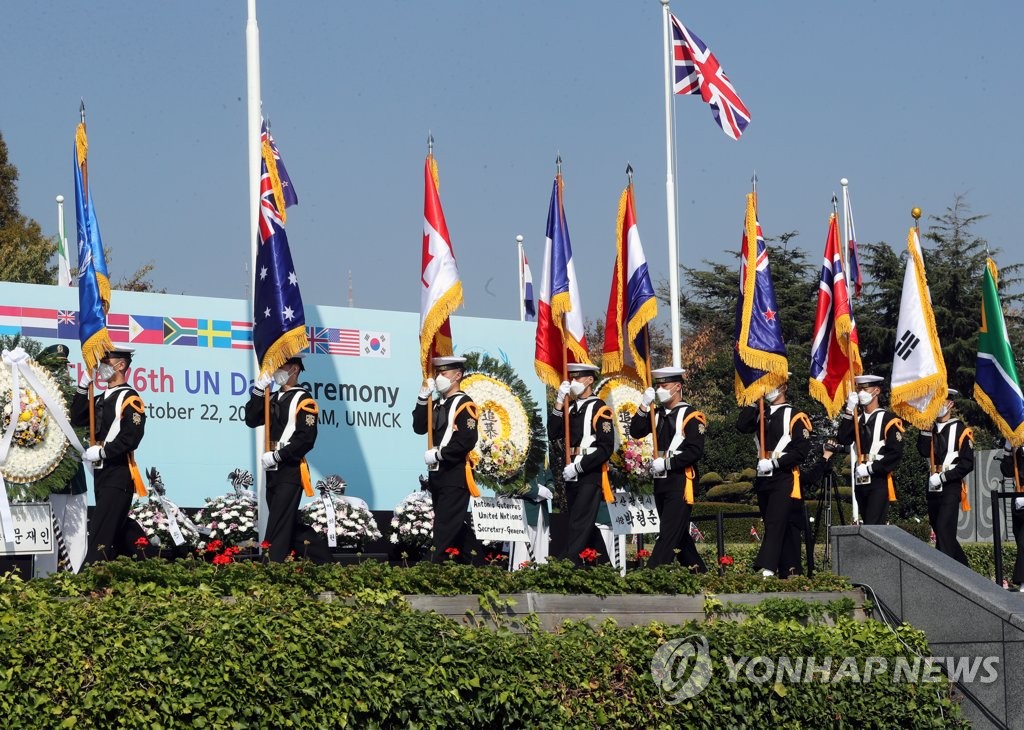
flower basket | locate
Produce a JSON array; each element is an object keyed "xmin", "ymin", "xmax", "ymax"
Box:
[
  {"xmin": 389, "ymin": 490, "xmax": 434, "ymax": 550},
  {"xmin": 597, "ymin": 377, "xmax": 655, "ymax": 494}
]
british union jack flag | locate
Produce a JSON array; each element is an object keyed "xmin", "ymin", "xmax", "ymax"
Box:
[{"xmin": 670, "ymin": 14, "xmax": 751, "ymax": 140}]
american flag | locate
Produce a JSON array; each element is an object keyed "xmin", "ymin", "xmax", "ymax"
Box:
[{"xmin": 670, "ymin": 14, "xmax": 751, "ymax": 140}]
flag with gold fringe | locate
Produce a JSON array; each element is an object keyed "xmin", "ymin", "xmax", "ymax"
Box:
[
  {"xmin": 890, "ymin": 227, "xmax": 947, "ymax": 428},
  {"xmin": 73, "ymin": 123, "xmax": 113, "ymax": 371},
  {"xmin": 808, "ymin": 212, "xmax": 862, "ymax": 417},
  {"xmin": 419, "ymin": 152, "xmax": 463, "ymax": 377},
  {"xmin": 733, "ymin": 192, "xmax": 788, "ymax": 404},
  {"xmin": 602, "ymin": 181, "xmax": 657, "ymax": 384},
  {"xmin": 974, "ymin": 258, "xmax": 1024, "ymax": 445},
  {"xmin": 253, "ymin": 129, "xmax": 308, "ymax": 375},
  {"xmin": 535, "ymin": 172, "xmax": 589, "ymax": 387}
]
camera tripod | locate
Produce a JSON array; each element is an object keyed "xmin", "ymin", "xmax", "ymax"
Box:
[{"xmin": 812, "ymin": 470, "xmax": 846, "ymax": 564}]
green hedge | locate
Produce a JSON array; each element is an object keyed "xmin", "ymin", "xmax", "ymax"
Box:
[
  {"xmin": 0, "ymin": 577, "xmax": 966, "ymax": 728},
  {"xmin": 703, "ymin": 482, "xmax": 753, "ymax": 503}
]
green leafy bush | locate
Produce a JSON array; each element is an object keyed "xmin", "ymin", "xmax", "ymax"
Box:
[
  {"xmin": 699, "ymin": 471, "xmax": 724, "ymax": 486},
  {"xmin": 0, "ymin": 575, "xmax": 966, "ymax": 728},
  {"xmin": 703, "ymin": 482, "xmax": 753, "ymax": 503}
]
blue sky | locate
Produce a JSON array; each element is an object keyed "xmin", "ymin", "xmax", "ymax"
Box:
[{"xmin": 4, "ymin": 1, "xmax": 1023, "ymax": 327}]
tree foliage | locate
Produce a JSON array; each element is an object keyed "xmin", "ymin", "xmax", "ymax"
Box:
[{"xmin": 0, "ymin": 132, "xmax": 56, "ymax": 284}]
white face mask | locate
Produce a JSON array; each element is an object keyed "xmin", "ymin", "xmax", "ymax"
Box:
[
  {"xmin": 937, "ymin": 404, "xmax": 951, "ymax": 419},
  {"xmin": 764, "ymin": 388, "xmax": 781, "ymax": 403},
  {"xmin": 434, "ymin": 374, "xmax": 452, "ymax": 394},
  {"xmin": 569, "ymin": 380, "xmax": 587, "ymax": 397},
  {"xmin": 656, "ymin": 387, "xmax": 673, "ymax": 404},
  {"xmin": 96, "ymin": 363, "xmax": 115, "ymax": 381},
  {"xmin": 273, "ymin": 368, "xmax": 290, "ymax": 386},
  {"xmin": 858, "ymin": 390, "xmax": 874, "ymax": 406}
]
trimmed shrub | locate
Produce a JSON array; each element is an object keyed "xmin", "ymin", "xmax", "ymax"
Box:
[
  {"xmin": 699, "ymin": 471, "xmax": 724, "ymax": 486},
  {"xmin": 704, "ymin": 482, "xmax": 754, "ymax": 503}
]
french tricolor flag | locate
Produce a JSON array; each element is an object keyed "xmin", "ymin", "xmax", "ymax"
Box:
[{"xmin": 535, "ymin": 173, "xmax": 588, "ymax": 388}]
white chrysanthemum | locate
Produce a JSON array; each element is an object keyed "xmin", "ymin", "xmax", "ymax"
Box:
[{"xmin": 0, "ymin": 359, "xmax": 70, "ymax": 484}]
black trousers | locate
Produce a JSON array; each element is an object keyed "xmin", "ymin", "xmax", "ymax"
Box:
[
  {"xmin": 855, "ymin": 481, "xmax": 890, "ymax": 525},
  {"xmin": 86, "ymin": 468, "xmax": 133, "ymax": 564},
  {"xmin": 779, "ymin": 501, "xmax": 805, "ymax": 577},
  {"xmin": 649, "ymin": 487, "xmax": 706, "ymax": 571},
  {"xmin": 265, "ymin": 477, "xmax": 333, "ymax": 563},
  {"xmin": 754, "ymin": 483, "xmax": 797, "ymax": 575},
  {"xmin": 430, "ymin": 484, "xmax": 470, "ymax": 563},
  {"xmin": 559, "ymin": 479, "xmax": 603, "ymax": 566},
  {"xmin": 927, "ymin": 490, "xmax": 969, "ymax": 567},
  {"xmin": 1012, "ymin": 502, "xmax": 1024, "ymax": 585}
]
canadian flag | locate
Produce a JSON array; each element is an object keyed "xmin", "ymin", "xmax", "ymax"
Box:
[{"xmin": 419, "ymin": 153, "xmax": 463, "ymax": 375}]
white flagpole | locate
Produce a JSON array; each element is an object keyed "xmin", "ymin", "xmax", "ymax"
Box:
[
  {"xmin": 516, "ymin": 234, "xmax": 525, "ymax": 322},
  {"xmin": 840, "ymin": 178, "xmax": 861, "ymax": 525},
  {"xmin": 661, "ymin": 0, "xmax": 682, "ymax": 367},
  {"xmin": 56, "ymin": 195, "xmax": 71, "ymax": 287},
  {"xmin": 246, "ymin": 0, "xmax": 268, "ymax": 540}
]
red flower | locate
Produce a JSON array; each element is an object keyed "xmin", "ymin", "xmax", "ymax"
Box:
[
  {"xmin": 205, "ymin": 539, "xmax": 224, "ymax": 553},
  {"xmin": 260, "ymin": 540, "xmax": 272, "ymax": 550},
  {"xmin": 719, "ymin": 555, "xmax": 735, "ymax": 566},
  {"xmin": 134, "ymin": 537, "xmax": 149, "ymax": 548},
  {"xmin": 579, "ymin": 548, "xmax": 599, "ymax": 564},
  {"xmin": 224, "ymin": 546, "xmax": 241, "ymax": 557},
  {"xmin": 444, "ymin": 547, "xmax": 460, "ymax": 558},
  {"xmin": 519, "ymin": 560, "xmax": 532, "ymax": 569},
  {"xmin": 636, "ymin": 549, "xmax": 651, "ymax": 560},
  {"xmin": 212, "ymin": 553, "xmax": 233, "ymax": 565}
]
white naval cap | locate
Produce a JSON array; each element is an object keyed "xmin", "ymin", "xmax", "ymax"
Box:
[
  {"xmin": 854, "ymin": 374, "xmax": 885, "ymax": 385},
  {"xmin": 431, "ymin": 355, "xmax": 467, "ymax": 371},
  {"xmin": 566, "ymin": 362, "xmax": 600, "ymax": 375},
  {"xmin": 651, "ymin": 366, "xmax": 686, "ymax": 384},
  {"xmin": 946, "ymin": 388, "xmax": 960, "ymax": 398}
]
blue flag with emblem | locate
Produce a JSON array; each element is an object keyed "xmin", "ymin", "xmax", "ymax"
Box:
[
  {"xmin": 73, "ymin": 123, "xmax": 114, "ymax": 371},
  {"xmin": 733, "ymin": 192, "xmax": 788, "ymax": 404},
  {"xmin": 253, "ymin": 130, "xmax": 308, "ymax": 374}
]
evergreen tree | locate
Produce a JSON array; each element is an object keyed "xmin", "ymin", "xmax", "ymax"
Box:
[{"xmin": 0, "ymin": 131, "xmax": 56, "ymax": 284}]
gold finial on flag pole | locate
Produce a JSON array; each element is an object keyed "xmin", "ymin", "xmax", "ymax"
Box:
[{"xmin": 911, "ymin": 206, "xmax": 922, "ymax": 231}]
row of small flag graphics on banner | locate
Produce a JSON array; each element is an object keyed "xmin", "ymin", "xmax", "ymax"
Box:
[{"xmin": 0, "ymin": 306, "xmax": 389, "ymax": 358}]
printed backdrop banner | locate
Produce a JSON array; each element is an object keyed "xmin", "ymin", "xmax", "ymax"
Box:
[{"xmin": 0, "ymin": 283, "xmax": 540, "ymax": 510}]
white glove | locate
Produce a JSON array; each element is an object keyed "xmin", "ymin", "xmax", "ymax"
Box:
[
  {"xmin": 261, "ymin": 451, "xmax": 279, "ymax": 469},
  {"xmin": 846, "ymin": 392, "xmax": 859, "ymax": 414},
  {"xmin": 640, "ymin": 387, "xmax": 656, "ymax": 409},
  {"xmin": 536, "ymin": 485, "xmax": 554, "ymax": 501},
  {"xmin": 929, "ymin": 472, "xmax": 943, "ymax": 488},
  {"xmin": 255, "ymin": 372, "xmax": 274, "ymax": 390},
  {"xmin": 1015, "ymin": 498, "xmax": 1024, "ymax": 511},
  {"xmin": 756, "ymin": 458, "xmax": 774, "ymax": 475},
  {"xmin": 424, "ymin": 448, "xmax": 440, "ymax": 466},
  {"xmin": 855, "ymin": 463, "xmax": 870, "ymax": 479},
  {"xmin": 418, "ymin": 378, "xmax": 435, "ymax": 401},
  {"xmin": 555, "ymin": 381, "xmax": 571, "ymax": 409},
  {"xmin": 1005, "ymin": 439, "xmax": 1014, "ymax": 453},
  {"xmin": 83, "ymin": 445, "xmax": 104, "ymax": 463},
  {"xmin": 651, "ymin": 457, "xmax": 667, "ymax": 475},
  {"xmin": 562, "ymin": 462, "xmax": 579, "ymax": 482},
  {"xmin": 78, "ymin": 370, "xmax": 93, "ymax": 389}
]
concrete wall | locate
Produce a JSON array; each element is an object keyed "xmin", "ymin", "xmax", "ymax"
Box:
[{"xmin": 833, "ymin": 524, "xmax": 1024, "ymax": 730}]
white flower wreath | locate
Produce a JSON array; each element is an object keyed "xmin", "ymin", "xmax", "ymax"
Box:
[
  {"xmin": 299, "ymin": 496, "xmax": 381, "ymax": 549},
  {"xmin": 598, "ymin": 377, "xmax": 655, "ymax": 484},
  {"xmin": 0, "ymin": 359, "xmax": 69, "ymax": 484},
  {"xmin": 389, "ymin": 490, "xmax": 434, "ymax": 549},
  {"xmin": 460, "ymin": 373, "xmax": 530, "ymax": 479}
]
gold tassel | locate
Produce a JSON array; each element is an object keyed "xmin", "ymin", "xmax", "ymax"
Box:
[
  {"xmin": 259, "ymin": 325, "xmax": 310, "ymax": 379},
  {"xmin": 419, "ymin": 282, "xmax": 464, "ymax": 377},
  {"xmin": 81, "ymin": 327, "xmax": 115, "ymax": 372},
  {"xmin": 75, "ymin": 124, "xmax": 88, "ymax": 169},
  {"xmin": 684, "ymin": 466, "xmax": 695, "ymax": 505},
  {"xmin": 261, "ymin": 139, "xmax": 288, "ymax": 224},
  {"xmin": 128, "ymin": 454, "xmax": 147, "ymax": 497},
  {"xmin": 960, "ymin": 482, "xmax": 970, "ymax": 512},
  {"xmin": 790, "ymin": 467, "xmax": 801, "ymax": 500},
  {"xmin": 887, "ymin": 475, "xmax": 897, "ymax": 502}
]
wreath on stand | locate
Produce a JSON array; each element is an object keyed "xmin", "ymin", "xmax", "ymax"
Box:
[
  {"xmin": 0, "ymin": 335, "xmax": 83, "ymax": 501},
  {"xmin": 459, "ymin": 353, "xmax": 545, "ymax": 497},
  {"xmin": 596, "ymin": 376, "xmax": 655, "ymax": 495}
]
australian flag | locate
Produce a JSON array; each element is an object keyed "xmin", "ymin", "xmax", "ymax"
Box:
[
  {"xmin": 253, "ymin": 134, "xmax": 308, "ymax": 374},
  {"xmin": 733, "ymin": 193, "xmax": 788, "ymax": 404},
  {"xmin": 261, "ymin": 119, "xmax": 298, "ymax": 208}
]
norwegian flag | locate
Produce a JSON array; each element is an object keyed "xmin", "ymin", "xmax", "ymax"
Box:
[
  {"xmin": 670, "ymin": 13, "xmax": 751, "ymax": 140},
  {"xmin": 809, "ymin": 213, "xmax": 862, "ymax": 418}
]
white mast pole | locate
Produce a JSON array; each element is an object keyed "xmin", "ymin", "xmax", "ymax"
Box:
[
  {"xmin": 516, "ymin": 234, "xmax": 526, "ymax": 322},
  {"xmin": 246, "ymin": 0, "xmax": 268, "ymax": 540},
  {"xmin": 56, "ymin": 195, "xmax": 71, "ymax": 287},
  {"xmin": 840, "ymin": 177, "xmax": 861, "ymax": 525},
  {"xmin": 661, "ymin": 0, "xmax": 681, "ymax": 367}
]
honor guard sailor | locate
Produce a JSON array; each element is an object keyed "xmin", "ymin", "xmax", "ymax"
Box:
[
  {"xmin": 245, "ymin": 354, "xmax": 332, "ymax": 563},
  {"xmin": 917, "ymin": 388, "xmax": 972, "ymax": 567},
  {"xmin": 548, "ymin": 362, "xmax": 615, "ymax": 566},
  {"xmin": 999, "ymin": 440, "xmax": 1024, "ymax": 590},
  {"xmin": 71, "ymin": 347, "xmax": 147, "ymax": 563},
  {"xmin": 629, "ymin": 367, "xmax": 706, "ymax": 571},
  {"xmin": 837, "ymin": 374, "xmax": 904, "ymax": 524},
  {"xmin": 413, "ymin": 356, "xmax": 480, "ymax": 563},
  {"xmin": 736, "ymin": 374, "xmax": 811, "ymax": 578}
]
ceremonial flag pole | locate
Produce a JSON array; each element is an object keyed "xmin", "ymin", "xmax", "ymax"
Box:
[
  {"xmin": 840, "ymin": 179, "xmax": 861, "ymax": 522},
  {"xmin": 660, "ymin": 0, "xmax": 682, "ymax": 367},
  {"xmin": 56, "ymin": 195, "xmax": 72, "ymax": 287},
  {"xmin": 517, "ymin": 234, "xmax": 526, "ymax": 322}
]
